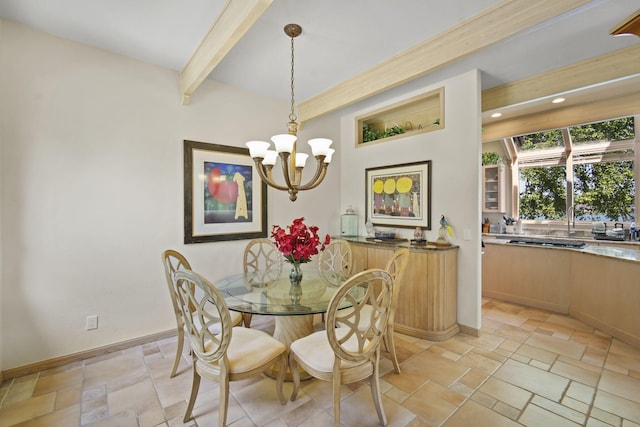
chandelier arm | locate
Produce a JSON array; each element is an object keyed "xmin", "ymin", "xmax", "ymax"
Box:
[
  {"xmin": 294, "ymin": 168, "xmax": 304, "ymax": 187},
  {"xmin": 278, "ymin": 152, "xmax": 297, "ymax": 190},
  {"xmin": 252, "ymin": 159, "xmax": 290, "ymax": 191},
  {"xmin": 297, "ymin": 158, "xmax": 329, "ymax": 191},
  {"xmin": 263, "ymin": 167, "xmax": 288, "ymax": 190}
]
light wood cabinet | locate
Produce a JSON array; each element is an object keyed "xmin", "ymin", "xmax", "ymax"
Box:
[
  {"xmin": 482, "ymin": 165, "xmax": 506, "ymax": 212},
  {"xmin": 482, "ymin": 241, "xmax": 640, "ymax": 348},
  {"xmin": 351, "ymin": 242, "xmax": 459, "ymax": 341},
  {"xmin": 569, "ymin": 252, "xmax": 640, "ymax": 349},
  {"xmin": 482, "ymin": 243, "xmax": 570, "ymax": 313}
]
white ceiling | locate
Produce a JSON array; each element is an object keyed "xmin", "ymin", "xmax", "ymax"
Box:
[{"xmin": 0, "ymin": 0, "xmax": 638, "ymax": 108}]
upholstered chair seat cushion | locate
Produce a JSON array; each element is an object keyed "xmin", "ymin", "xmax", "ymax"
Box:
[
  {"xmin": 201, "ymin": 327, "xmax": 286, "ymax": 375},
  {"xmin": 289, "ymin": 327, "xmax": 370, "ymax": 372}
]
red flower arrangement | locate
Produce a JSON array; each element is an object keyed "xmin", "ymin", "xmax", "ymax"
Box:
[{"xmin": 271, "ymin": 217, "xmax": 331, "ymax": 264}]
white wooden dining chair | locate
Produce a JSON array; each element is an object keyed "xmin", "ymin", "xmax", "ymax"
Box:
[
  {"xmin": 317, "ymin": 239, "xmax": 354, "ymax": 322},
  {"xmin": 173, "ymin": 269, "xmax": 287, "ymax": 427},
  {"xmin": 333, "ymin": 247, "xmax": 410, "ymax": 373},
  {"xmin": 379, "ymin": 247, "xmax": 410, "ymax": 373},
  {"xmin": 317, "ymin": 238, "xmax": 353, "ymax": 285},
  {"xmin": 289, "ymin": 268, "xmax": 394, "ymax": 427},
  {"xmin": 242, "ymin": 238, "xmax": 284, "ymax": 327},
  {"xmin": 162, "ymin": 249, "xmax": 242, "ymax": 378}
]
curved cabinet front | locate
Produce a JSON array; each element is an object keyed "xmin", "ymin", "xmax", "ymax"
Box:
[
  {"xmin": 483, "ymin": 241, "xmax": 640, "ymax": 348},
  {"xmin": 351, "ymin": 242, "xmax": 459, "ymax": 341}
]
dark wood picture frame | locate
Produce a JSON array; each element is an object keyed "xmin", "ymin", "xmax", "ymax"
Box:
[
  {"xmin": 184, "ymin": 140, "xmax": 267, "ymax": 243},
  {"xmin": 365, "ymin": 160, "xmax": 431, "ymax": 230}
]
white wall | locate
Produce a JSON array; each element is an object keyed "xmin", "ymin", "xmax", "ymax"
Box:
[
  {"xmin": 0, "ymin": 20, "xmax": 340, "ymax": 370},
  {"xmin": 340, "ymin": 71, "xmax": 483, "ymax": 330},
  {"xmin": 0, "ymin": 19, "xmax": 480, "ymax": 372},
  {"xmin": 0, "ymin": 18, "xmax": 4, "ymax": 379}
]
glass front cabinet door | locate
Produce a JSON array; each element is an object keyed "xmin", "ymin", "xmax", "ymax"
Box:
[{"xmin": 482, "ymin": 165, "xmax": 506, "ymax": 212}]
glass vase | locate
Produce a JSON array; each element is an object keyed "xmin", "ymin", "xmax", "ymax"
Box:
[{"xmin": 289, "ymin": 262, "xmax": 303, "ymax": 287}]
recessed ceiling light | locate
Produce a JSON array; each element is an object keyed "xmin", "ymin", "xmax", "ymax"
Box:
[
  {"xmin": 491, "ymin": 112, "xmax": 502, "ymax": 118},
  {"xmin": 552, "ymin": 97, "xmax": 566, "ymax": 104}
]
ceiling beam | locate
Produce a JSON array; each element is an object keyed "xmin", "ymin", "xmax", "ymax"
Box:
[
  {"xmin": 180, "ymin": 0, "xmax": 273, "ymax": 105},
  {"xmin": 297, "ymin": 0, "xmax": 590, "ymax": 124},
  {"xmin": 482, "ymin": 44, "xmax": 640, "ymax": 112},
  {"xmin": 482, "ymin": 91, "xmax": 640, "ymax": 141},
  {"xmin": 610, "ymin": 8, "xmax": 640, "ymax": 37}
]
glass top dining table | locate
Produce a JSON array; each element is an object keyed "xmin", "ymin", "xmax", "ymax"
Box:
[
  {"xmin": 215, "ymin": 269, "xmax": 351, "ymax": 380},
  {"xmin": 215, "ymin": 269, "xmax": 350, "ymax": 316}
]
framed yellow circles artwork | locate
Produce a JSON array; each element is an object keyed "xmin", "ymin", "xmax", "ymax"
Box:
[{"xmin": 365, "ymin": 161, "xmax": 431, "ymax": 230}]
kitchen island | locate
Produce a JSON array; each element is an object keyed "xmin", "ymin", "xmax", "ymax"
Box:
[{"xmin": 483, "ymin": 236, "xmax": 640, "ymax": 348}]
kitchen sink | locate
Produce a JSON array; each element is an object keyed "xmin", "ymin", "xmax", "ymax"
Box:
[{"xmin": 508, "ymin": 237, "xmax": 586, "ymax": 249}]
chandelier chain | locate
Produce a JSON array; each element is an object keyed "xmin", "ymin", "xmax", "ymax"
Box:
[{"xmin": 289, "ymin": 35, "xmax": 297, "ymax": 124}]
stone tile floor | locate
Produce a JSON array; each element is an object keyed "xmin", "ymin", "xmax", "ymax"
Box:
[{"xmin": 1, "ymin": 298, "xmax": 639, "ymax": 426}]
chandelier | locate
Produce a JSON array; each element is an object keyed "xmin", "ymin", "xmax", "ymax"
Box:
[{"xmin": 246, "ymin": 24, "xmax": 334, "ymax": 202}]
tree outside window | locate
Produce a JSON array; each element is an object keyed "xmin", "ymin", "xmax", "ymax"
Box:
[{"xmin": 518, "ymin": 116, "xmax": 635, "ymax": 222}]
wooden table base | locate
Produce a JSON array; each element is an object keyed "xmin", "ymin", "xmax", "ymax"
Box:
[{"xmin": 265, "ymin": 314, "xmax": 315, "ymax": 381}]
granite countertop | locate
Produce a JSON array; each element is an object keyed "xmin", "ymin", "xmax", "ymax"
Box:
[
  {"xmin": 341, "ymin": 236, "xmax": 459, "ymax": 251},
  {"xmin": 483, "ymin": 234, "xmax": 640, "ymax": 262},
  {"xmin": 483, "ymin": 232, "xmax": 640, "ymax": 248}
]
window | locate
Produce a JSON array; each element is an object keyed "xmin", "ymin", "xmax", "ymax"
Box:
[
  {"xmin": 519, "ymin": 166, "xmax": 567, "ymax": 220},
  {"xmin": 515, "ymin": 116, "xmax": 636, "ymax": 223},
  {"xmin": 515, "ymin": 129, "xmax": 563, "ymax": 151}
]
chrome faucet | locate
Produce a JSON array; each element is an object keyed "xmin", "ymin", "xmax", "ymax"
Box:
[{"xmin": 567, "ymin": 205, "xmax": 575, "ymax": 235}]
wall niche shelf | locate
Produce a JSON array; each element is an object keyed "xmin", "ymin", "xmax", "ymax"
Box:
[{"xmin": 356, "ymin": 87, "xmax": 444, "ymax": 146}]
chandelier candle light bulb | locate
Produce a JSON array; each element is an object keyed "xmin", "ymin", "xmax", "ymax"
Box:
[
  {"xmin": 271, "ymin": 134, "xmax": 296, "ymax": 153},
  {"xmin": 263, "ymin": 150, "xmax": 278, "ymax": 166},
  {"xmin": 246, "ymin": 141, "xmax": 270, "ymax": 158},
  {"xmin": 308, "ymin": 138, "xmax": 333, "ymax": 156},
  {"xmin": 324, "ymin": 149, "xmax": 335, "ymax": 163}
]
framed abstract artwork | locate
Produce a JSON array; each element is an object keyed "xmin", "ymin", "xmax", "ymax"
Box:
[
  {"xmin": 365, "ymin": 160, "xmax": 431, "ymax": 229},
  {"xmin": 183, "ymin": 140, "xmax": 267, "ymax": 243}
]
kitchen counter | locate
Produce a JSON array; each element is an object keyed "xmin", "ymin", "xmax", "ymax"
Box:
[
  {"xmin": 580, "ymin": 245, "xmax": 640, "ymax": 261},
  {"xmin": 483, "ymin": 233, "xmax": 640, "ymax": 263},
  {"xmin": 482, "ymin": 236, "xmax": 640, "ymax": 348}
]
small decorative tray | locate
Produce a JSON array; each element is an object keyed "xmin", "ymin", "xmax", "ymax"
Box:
[
  {"xmin": 410, "ymin": 239, "xmax": 452, "ymax": 247},
  {"xmin": 430, "ymin": 240, "xmax": 452, "ymax": 247},
  {"xmin": 375, "ymin": 232, "xmax": 396, "ymax": 239}
]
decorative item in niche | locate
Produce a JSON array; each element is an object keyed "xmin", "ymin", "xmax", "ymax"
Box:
[
  {"xmin": 362, "ymin": 120, "xmax": 440, "ymax": 143},
  {"xmin": 481, "ymin": 151, "xmax": 505, "ymax": 171},
  {"xmin": 365, "ymin": 161, "xmax": 431, "ymax": 230},
  {"xmin": 183, "ymin": 140, "xmax": 267, "ymax": 244},
  {"xmin": 481, "ymin": 152, "xmax": 501, "ymax": 165},
  {"xmin": 357, "ymin": 87, "xmax": 444, "ymax": 145}
]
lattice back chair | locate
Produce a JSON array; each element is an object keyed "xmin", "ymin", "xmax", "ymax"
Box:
[
  {"xmin": 381, "ymin": 248, "xmax": 410, "ymax": 373},
  {"xmin": 173, "ymin": 270, "xmax": 287, "ymax": 426},
  {"xmin": 161, "ymin": 250, "xmax": 195, "ymax": 378},
  {"xmin": 317, "ymin": 238, "xmax": 353, "ymax": 285},
  {"xmin": 317, "ymin": 239, "xmax": 354, "ymax": 322},
  {"xmin": 162, "ymin": 250, "xmax": 241, "ymax": 378},
  {"xmin": 335, "ymin": 247, "xmax": 410, "ymax": 374},
  {"xmin": 242, "ymin": 238, "xmax": 284, "ymax": 327},
  {"xmin": 289, "ymin": 269, "xmax": 393, "ymax": 427}
]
